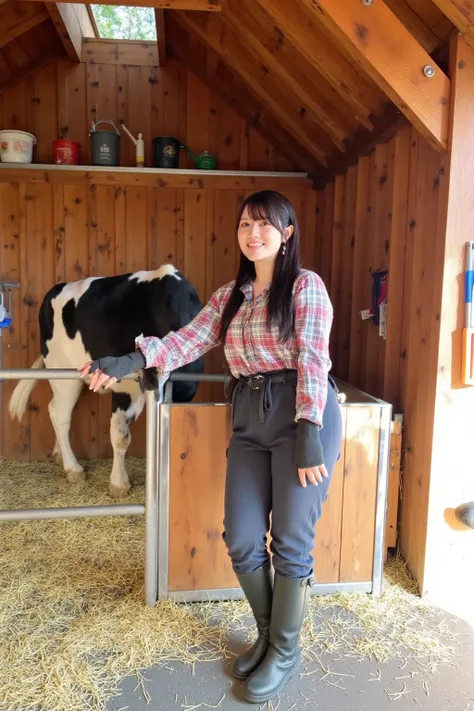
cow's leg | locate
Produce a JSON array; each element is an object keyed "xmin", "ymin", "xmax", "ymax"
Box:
[
  {"xmin": 51, "ymin": 439, "xmax": 62, "ymax": 466},
  {"xmin": 48, "ymin": 379, "xmax": 84, "ymax": 483},
  {"xmin": 110, "ymin": 393, "xmax": 133, "ymax": 499},
  {"xmin": 109, "ymin": 390, "xmax": 145, "ymax": 499}
]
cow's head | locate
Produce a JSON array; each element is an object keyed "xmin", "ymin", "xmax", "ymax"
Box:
[{"xmin": 144, "ymin": 271, "xmax": 205, "ymax": 402}]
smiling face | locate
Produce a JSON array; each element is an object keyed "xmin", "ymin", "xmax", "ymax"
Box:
[{"xmin": 237, "ymin": 207, "xmax": 293, "ymax": 266}]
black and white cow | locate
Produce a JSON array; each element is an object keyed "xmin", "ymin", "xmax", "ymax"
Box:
[{"xmin": 9, "ymin": 265, "xmax": 204, "ymax": 498}]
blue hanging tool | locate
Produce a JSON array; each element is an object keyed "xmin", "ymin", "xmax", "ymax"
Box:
[{"xmin": 0, "ymin": 281, "xmax": 20, "ymax": 329}]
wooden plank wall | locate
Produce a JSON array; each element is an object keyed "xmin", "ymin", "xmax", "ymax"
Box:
[
  {"xmin": 0, "ymin": 179, "xmax": 315, "ymax": 462},
  {"xmin": 0, "ymin": 47, "xmax": 310, "ymax": 463},
  {"xmin": 0, "ymin": 46, "xmax": 297, "ymax": 172},
  {"xmin": 315, "ymin": 124, "xmax": 445, "ymax": 569}
]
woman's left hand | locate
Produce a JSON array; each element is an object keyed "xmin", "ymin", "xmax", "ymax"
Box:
[{"xmin": 298, "ymin": 464, "xmax": 328, "ymax": 488}]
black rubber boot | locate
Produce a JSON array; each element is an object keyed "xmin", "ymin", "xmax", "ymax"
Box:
[
  {"xmin": 233, "ymin": 563, "xmax": 273, "ymax": 680},
  {"xmin": 244, "ymin": 571, "xmax": 312, "ymax": 703}
]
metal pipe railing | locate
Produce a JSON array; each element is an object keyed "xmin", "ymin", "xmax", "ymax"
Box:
[
  {"xmin": 0, "ymin": 366, "xmax": 227, "ymax": 606},
  {"xmin": 0, "ymin": 504, "xmax": 145, "ymax": 521},
  {"xmin": 0, "ymin": 369, "xmax": 227, "ymax": 381}
]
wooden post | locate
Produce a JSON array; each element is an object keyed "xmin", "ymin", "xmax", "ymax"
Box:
[{"xmin": 414, "ymin": 34, "xmax": 474, "ymax": 622}]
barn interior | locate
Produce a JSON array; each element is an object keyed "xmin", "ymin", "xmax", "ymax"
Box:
[{"xmin": 0, "ymin": 1, "xmax": 473, "ymax": 710}]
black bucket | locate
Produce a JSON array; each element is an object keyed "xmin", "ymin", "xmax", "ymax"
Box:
[
  {"xmin": 90, "ymin": 120, "xmax": 120, "ymax": 167},
  {"xmin": 152, "ymin": 136, "xmax": 182, "ymax": 169}
]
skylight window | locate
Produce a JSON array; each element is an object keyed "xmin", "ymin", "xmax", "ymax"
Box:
[{"xmin": 90, "ymin": 4, "xmax": 157, "ymax": 41}]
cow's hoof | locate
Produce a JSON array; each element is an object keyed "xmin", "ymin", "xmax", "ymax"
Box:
[
  {"xmin": 66, "ymin": 468, "xmax": 86, "ymax": 484},
  {"xmin": 109, "ymin": 483, "xmax": 131, "ymax": 499}
]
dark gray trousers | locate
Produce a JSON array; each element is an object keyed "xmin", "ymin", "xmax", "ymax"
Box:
[{"xmin": 222, "ymin": 371, "xmax": 343, "ymax": 580}]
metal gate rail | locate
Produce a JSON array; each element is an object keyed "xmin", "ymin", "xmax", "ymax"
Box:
[{"xmin": 0, "ymin": 368, "xmax": 226, "ymax": 606}]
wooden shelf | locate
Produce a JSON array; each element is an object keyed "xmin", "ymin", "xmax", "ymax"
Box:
[{"xmin": 0, "ymin": 163, "xmax": 313, "ymax": 190}]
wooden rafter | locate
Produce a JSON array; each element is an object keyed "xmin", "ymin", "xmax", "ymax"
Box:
[
  {"xmin": 313, "ymin": 103, "xmax": 409, "ymax": 187},
  {"xmin": 174, "ymin": 10, "xmax": 331, "ymax": 167},
  {"xmin": 166, "ymin": 15, "xmax": 328, "ymax": 177},
  {"xmin": 384, "ymin": 0, "xmax": 448, "ymax": 53},
  {"xmin": 26, "ymin": 0, "xmax": 225, "ymax": 8},
  {"xmin": 0, "ymin": 1, "xmax": 48, "ymax": 49},
  {"xmin": 0, "ymin": 42, "xmax": 60, "ymax": 93},
  {"xmin": 155, "ymin": 8, "xmax": 166, "ymax": 66},
  {"xmin": 46, "ymin": 3, "xmax": 91, "ymax": 62},
  {"xmin": 430, "ymin": 0, "xmax": 474, "ymax": 48},
  {"xmin": 256, "ymin": 0, "xmax": 383, "ymax": 130},
  {"xmin": 219, "ymin": 0, "xmax": 353, "ymax": 152},
  {"xmin": 303, "ymin": 0, "xmax": 450, "ymax": 151}
]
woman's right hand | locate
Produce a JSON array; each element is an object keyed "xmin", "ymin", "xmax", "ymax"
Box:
[
  {"xmin": 78, "ymin": 350, "xmax": 146, "ymax": 392},
  {"xmin": 79, "ymin": 359, "xmax": 118, "ymax": 391}
]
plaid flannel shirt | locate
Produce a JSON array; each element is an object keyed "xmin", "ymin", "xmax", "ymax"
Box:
[{"xmin": 135, "ymin": 269, "xmax": 333, "ymax": 426}]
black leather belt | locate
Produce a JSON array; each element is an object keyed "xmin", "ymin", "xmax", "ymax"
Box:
[
  {"xmin": 233, "ymin": 370, "xmax": 339, "ymax": 424},
  {"xmin": 237, "ymin": 370, "xmax": 297, "ymax": 423}
]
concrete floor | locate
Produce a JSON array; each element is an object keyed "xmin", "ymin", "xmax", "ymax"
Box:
[{"xmin": 107, "ymin": 606, "xmax": 474, "ymax": 711}]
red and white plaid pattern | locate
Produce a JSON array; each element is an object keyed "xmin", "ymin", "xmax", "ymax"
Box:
[{"xmin": 136, "ymin": 269, "xmax": 333, "ymax": 426}]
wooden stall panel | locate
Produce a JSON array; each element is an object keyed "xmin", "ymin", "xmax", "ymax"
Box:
[
  {"xmin": 168, "ymin": 401, "xmax": 384, "ymax": 592},
  {"xmin": 340, "ymin": 405, "xmax": 380, "ymax": 582},
  {"xmin": 385, "ymin": 418, "xmax": 402, "ymax": 553},
  {"xmin": 312, "ymin": 408, "xmax": 347, "ymax": 583},
  {"xmin": 168, "ymin": 404, "xmax": 235, "ymax": 592}
]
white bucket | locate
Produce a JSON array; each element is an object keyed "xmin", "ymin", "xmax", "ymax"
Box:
[{"xmin": 0, "ymin": 129, "xmax": 36, "ymax": 163}]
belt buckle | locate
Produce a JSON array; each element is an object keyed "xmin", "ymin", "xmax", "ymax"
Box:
[{"xmin": 248, "ymin": 374, "xmax": 265, "ymax": 390}]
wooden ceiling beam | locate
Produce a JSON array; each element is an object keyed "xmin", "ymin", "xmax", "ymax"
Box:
[
  {"xmin": 384, "ymin": 0, "xmax": 444, "ymax": 53},
  {"xmin": 219, "ymin": 0, "xmax": 352, "ymax": 152},
  {"xmin": 430, "ymin": 0, "xmax": 474, "ymax": 48},
  {"xmin": 303, "ymin": 0, "xmax": 450, "ymax": 152},
  {"xmin": 166, "ymin": 15, "xmax": 330, "ymax": 179},
  {"xmin": 174, "ymin": 10, "xmax": 331, "ymax": 167},
  {"xmin": 24, "ymin": 0, "xmax": 225, "ymax": 8},
  {"xmin": 155, "ymin": 8, "xmax": 167, "ymax": 66},
  {"xmin": 0, "ymin": 2, "xmax": 48, "ymax": 49},
  {"xmin": 255, "ymin": 0, "xmax": 383, "ymax": 130},
  {"xmin": 46, "ymin": 3, "xmax": 87, "ymax": 62}
]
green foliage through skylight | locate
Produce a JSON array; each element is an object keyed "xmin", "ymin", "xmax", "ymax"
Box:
[{"xmin": 90, "ymin": 5, "xmax": 157, "ymax": 41}]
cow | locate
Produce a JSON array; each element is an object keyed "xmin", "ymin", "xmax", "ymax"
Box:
[{"xmin": 8, "ymin": 264, "xmax": 204, "ymax": 498}]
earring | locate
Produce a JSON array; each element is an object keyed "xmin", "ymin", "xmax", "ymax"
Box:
[{"xmin": 282, "ymin": 242, "xmax": 287, "ymax": 255}]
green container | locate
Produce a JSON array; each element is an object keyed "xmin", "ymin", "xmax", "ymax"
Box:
[{"xmin": 183, "ymin": 145, "xmax": 216, "ymax": 170}]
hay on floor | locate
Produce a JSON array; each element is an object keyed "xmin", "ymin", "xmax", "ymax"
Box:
[{"xmin": 0, "ymin": 457, "xmax": 461, "ymax": 711}]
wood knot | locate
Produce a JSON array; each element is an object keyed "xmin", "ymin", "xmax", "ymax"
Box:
[
  {"xmin": 23, "ymin": 294, "xmax": 37, "ymax": 308},
  {"xmin": 354, "ymin": 22, "xmax": 368, "ymax": 43}
]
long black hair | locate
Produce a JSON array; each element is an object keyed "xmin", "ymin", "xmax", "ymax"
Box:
[{"xmin": 219, "ymin": 190, "xmax": 301, "ymax": 344}]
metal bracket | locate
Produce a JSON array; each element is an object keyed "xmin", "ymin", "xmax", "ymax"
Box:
[
  {"xmin": 0, "ymin": 280, "xmax": 20, "ymax": 291},
  {"xmin": 0, "ymin": 280, "xmax": 21, "ymax": 378}
]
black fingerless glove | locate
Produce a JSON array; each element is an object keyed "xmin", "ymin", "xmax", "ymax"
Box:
[
  {"xmin": 89, "ymin": 349, "xmax": 146, "ymax": 381},
  {"xmin": 295, "ymin": 418, "xmax": 324, "ymax": 469}
]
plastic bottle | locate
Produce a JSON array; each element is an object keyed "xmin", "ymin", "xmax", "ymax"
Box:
[{"xmin": 136, "ymin": 133, "xmax": 144, "ymax": 167}]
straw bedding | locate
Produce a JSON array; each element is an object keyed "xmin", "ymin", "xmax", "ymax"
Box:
[{"xmin": 0, "ymin": 457, "xmax": 461, "ymax": 711}]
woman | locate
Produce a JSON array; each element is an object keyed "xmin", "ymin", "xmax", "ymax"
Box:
[{"xmin": 79, "ymin": 190, "xmax": 343, "ymax": 704}]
